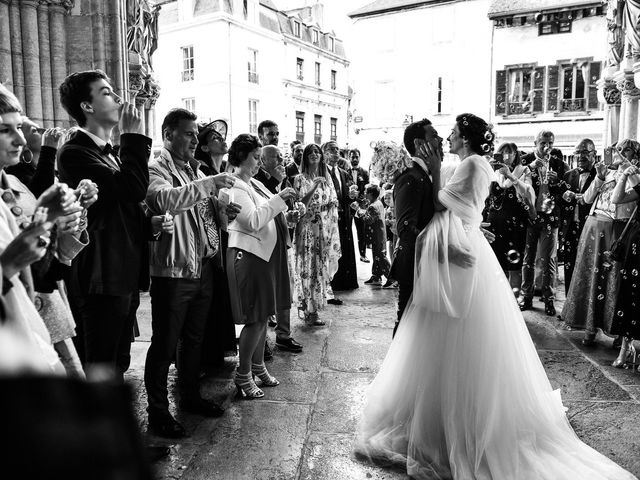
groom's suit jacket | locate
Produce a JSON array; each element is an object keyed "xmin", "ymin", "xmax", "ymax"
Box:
[{"xmin": 389, "ymin": 161, "xmax": 435, "ymax": 285}]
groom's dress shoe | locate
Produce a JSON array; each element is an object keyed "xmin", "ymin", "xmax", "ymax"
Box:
[{"xmin": 518, "ymin": 297, "xmax": 533, "ymax": 311}]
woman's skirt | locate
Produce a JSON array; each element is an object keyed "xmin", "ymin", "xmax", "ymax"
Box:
[{"xmin": 562, "ymin": 215, "xmax": 621, "ymax": 335}]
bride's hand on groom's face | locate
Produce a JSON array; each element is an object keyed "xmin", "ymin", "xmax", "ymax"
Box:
[
  {"xmin": 448, "ymin": 244, "xmax": 475, "ymax": 268},
  {"xmin": 418, "ymin": 142, "xmax": 442, "ymax": 173}
]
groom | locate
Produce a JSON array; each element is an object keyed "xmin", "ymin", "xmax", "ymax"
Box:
[{"xmin": 390, "ymin": 119, "xmax": 442, "ymax": 337}]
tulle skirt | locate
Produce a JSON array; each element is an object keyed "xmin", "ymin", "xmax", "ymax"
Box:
[{"xmin": 355, "ymin": 228, "xmax": 637, "ymax": 480}]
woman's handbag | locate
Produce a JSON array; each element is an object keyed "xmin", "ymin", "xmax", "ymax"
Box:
[{"xmin": 606, "ymin": 205, "xmax": 639, "ymax": 262}]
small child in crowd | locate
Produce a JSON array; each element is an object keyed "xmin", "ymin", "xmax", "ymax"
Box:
[{"xmin": 357, "ymin": 184, "xmax": 391, "ymax": 286}]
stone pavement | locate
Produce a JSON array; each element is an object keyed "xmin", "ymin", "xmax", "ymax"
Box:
[{"xmin": 125, "ymin": 262, "xmax": 640, "ymax": 479}]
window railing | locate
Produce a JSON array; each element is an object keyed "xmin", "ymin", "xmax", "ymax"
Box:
[
  {"xmin": 248, "ymin": 72, "xmax": 259, "ymax": 84},
  {"xmin": 561, "ymin": 98, "xmax": 586, "ymax": 112},
  {"xmin": 506, "ymin": 101, "xmax": 532, "ymax": 115},
  {"xmin": 297, "ymin": 73, "xmax": 304, "ymax": 81},
  {"xmin": 182, "ymin": 70, "xmax": 194, "ymax": 82}
]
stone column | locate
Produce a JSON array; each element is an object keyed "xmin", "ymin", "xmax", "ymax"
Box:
[
  {"xmin": 9, "ymin": 0, "xmax": 25, "ymax": 106},
  {"xmin": 49, "ymin": 0, "xmax": 71, "ymax": 126},
  {"xmin": 20, "ymin": 0, "xmax": 44, "ymax": 124},
  {"xmin": 38, "ymin": 0, "xmax": 54, "ymax": 127},
  {"xmin": 91, "ymin": 0, "xmax": 106, "ymax": 72},
  {"xmin": 0, "ymin": 0, "xmax": 13, "ymax": 89},
  {"xmin": 617, "ymin": 70, "xmax": 640, "ymax": 141}
]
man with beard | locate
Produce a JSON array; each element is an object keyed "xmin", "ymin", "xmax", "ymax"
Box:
[
  {"xmin": 390, "ymin": 119, "xmax": 440, "ymax": 337},
  {"xmin": 286, "ymin": 140, "xmax": 303, "ymax": 182},
  {"xmin": 323, "ymin": 141, "xmax": 359, "ymax": 296},
  {"xmin": 558, "ymin": 139, "xmax": 597, "ymax": 295},
  {"xmin": 348, "ymin": 148, "xmax": 370, "ymax": 262}
]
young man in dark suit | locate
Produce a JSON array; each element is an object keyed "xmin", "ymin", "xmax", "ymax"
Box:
[
  {"xmin": 559, "ymin": 139, "xmax": 597, "ymax": 295},
  {"xmin": 390, "ymin": 119, "xmax": 441, "ymax": 337},
  {"xmin": 57, "ymin": 70, "xmax": 151, "ymax": 381},
  {"xmin": 323, "ymin": 141, "xmax": 359, "ymax": 295},
  {"xmin": 348, "ymin": 148, "xmax": 371, "ymax": 262}
]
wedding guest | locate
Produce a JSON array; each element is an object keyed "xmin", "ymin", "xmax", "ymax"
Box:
[
  {"xmin": 609, "ymin": 162, "xmax": 640, "ymax": 368},
  {"xmin": 255, "ymin": 145, "xmax": 303, "ymax": 353},
  {"xmin": 348, "ymin": 148, "xmax": 371, "ymax": 263},
  {"xmin": 323, "ymin": 141, "xmax": 358, "ymax": 294},
  {"xmin": 293, "ymin": 144, "xmax": 341, "ymax": 325},
  {"xmin": 144, "ymin": 108, "xmax": 236, "ymax": 438},
  {"xmin": 224, "ymin": 134, "xmax": 296, "ymax": 398},
  {"xmin": 484, "ymin": 143, "xmax": 535, "ymax": 290},
  {"xmin": 562, "ymin": 140, "xmax": 640, "ymax": 346},
  {"xmin": 194, "ymin": 119, "xmax": 228, "ymax": 175},
  {"xmin": 57, "ymin": 70, "xmax": 150, "ymax": 380},
  {"xmin": 358, "ymin": 184, "xmax": 391, "ymax": 286},
  {"xmin": 558, "ymin": 139, "xmax": 598, "ymax": 295},
  {"xmin": 194, "ymin": 119, "xmax": 237, "ymax": 369},
  {"xmin": 286, "ymin": 140, "xmax": 303, "ymax": 181},
  {"xmin": 518, "ymin": 130, "xmax": 567, "ymax": 316},
  {"xmin": 258, "ymin": 119, "xmax": 279, "ymax": 146}
]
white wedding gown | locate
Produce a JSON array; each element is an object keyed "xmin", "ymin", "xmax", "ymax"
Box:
[{"xmin": 356, "ymin": 155, "xmax": 637, "ymax": 480}]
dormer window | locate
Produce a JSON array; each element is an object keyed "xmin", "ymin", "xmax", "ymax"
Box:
[
  {"xmin": 312, "ymin": 29, "xmax": 319, "ymax": 45},
  {"xmin": 293, "ymin": 20, "xmax": 301, "ymax": 37},
  {"xmin": 328, "ymin": 36, "xmax": 334, "ymax": 52}
]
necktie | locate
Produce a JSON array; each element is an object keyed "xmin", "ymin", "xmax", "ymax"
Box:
[
  {"xmin": 183, "ymin": 162, "xmax": 219, "ymax": 254},
  {"xmin": 101, "ymin": 143, "xmax": 121, "ymax": 169},
  {"xmin": 330, "ymin": 167, "xmax": 341, "ymax": 197}
]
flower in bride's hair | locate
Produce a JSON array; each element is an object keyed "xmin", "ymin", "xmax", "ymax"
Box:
[
  {"xmin": 484, "ymin": 131, "xmax": 494, "ymax": 141},
  {"xmin": 482, "ymin": 143, "xmax": 491, "ymax": 153}
]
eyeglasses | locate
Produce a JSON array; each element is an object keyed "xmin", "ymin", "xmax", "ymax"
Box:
[{"xmin": 574, "ymin": 150, "xmax": 592, "ymax": 156}]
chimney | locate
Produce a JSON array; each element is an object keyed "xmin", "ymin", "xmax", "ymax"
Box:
[{"xmin": 311, "ymin": 2, "xmax": 323, "ymax": 29}]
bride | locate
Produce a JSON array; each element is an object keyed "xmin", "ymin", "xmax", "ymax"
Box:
[{"xmin": 355, "ymin": 113, "xmax": 637, "ymax": 480}]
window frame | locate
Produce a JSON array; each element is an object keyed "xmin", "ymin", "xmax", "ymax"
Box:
[
  {"xmin": 331, "ymin": 70, "xmax": 337, "ymax": 90},
  {"xmin": 181, "ymin": 45, "xmax": 194, "ymax": 82},
  {"xmin": 182, "ymin": 97, "xmax": 196, "ymax": 112},
  {"xmin": 330, "ymin": 117, "xmax": 337, "ymax": 141},
  {"xmin": 293, "ymin": 20, "xmax": 301, "ymax": 37},
  {"xmin": 314, "ymin": 114, "xmax": 322, "ymax": 144},
  {"xmin": 296, "ymin": 58, "xmax": 304, "ymax": 81},
  {"xmin": 296, "ymin": 111, "xmax": 305, "ymax": 143},
  {"xmin": 248, "ymin": 98, "xmax": 258, "ymax": 134},
  {"xmin": 315, "ymin": 62, "xmax": 321, "ymax": 87},
  {"xmin": 247, "ymin": 48, "xmax": 259, "ymax": 84}
]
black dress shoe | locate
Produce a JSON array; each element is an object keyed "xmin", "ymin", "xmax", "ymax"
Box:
[
  {"xmin": 180, "ymin": 396, "xmax": 225, "ymax": 417},
  {"xmin": 518, "ymin": 297, "xmax": 533, "ymax": 311},
  {"xmin": 146, "ymin": 445, "xmax": 171, "ymax": 462},
  {"xmin": 264, "ymin": 341, "xmax": 273, "ymax": 361},
  {"xmin": 148, "ymin": 413, "xmax": 187, "ymax": 439},
  {"xmin": 268, "ymin": 315, "xmax": 277, "ymax": 327},
  {"xmin": 327, "ymin": 298, "xmax": 343, "ymax": 305},
  {"xmin": 276, "ymin": 336, "xmax": 303, "ymax": 352},
  {"xmin": 544, "ymin": 300, "xmax": 556, "ymax": 316}
]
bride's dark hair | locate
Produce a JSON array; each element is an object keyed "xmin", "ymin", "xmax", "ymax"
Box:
[{"xmin": 455, "ymin": 113, "xmax": 495, "ymax": 155}]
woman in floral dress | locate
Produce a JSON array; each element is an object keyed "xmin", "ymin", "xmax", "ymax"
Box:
[{"xmin": 293, "ymin": 144, "xmax": 341, "ymax": 325}]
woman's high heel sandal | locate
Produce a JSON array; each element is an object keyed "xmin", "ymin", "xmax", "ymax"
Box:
[
  {"xmin": 612, "ymin": 337, "xmax": 636, "ymax": 369},
  {"xmin": 252, "ymin": 363, "xmax": 280, "ymax": 387},
  {"xmin": 235, "ymin": 371, "xmax": 264, "ymax": 399}
]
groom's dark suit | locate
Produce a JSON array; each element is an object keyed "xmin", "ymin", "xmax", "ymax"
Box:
[{"xmin": 389, "ymin": 160, "xmax": 435, "ymax": 336}]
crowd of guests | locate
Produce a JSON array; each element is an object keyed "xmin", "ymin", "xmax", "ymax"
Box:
[
  {"xmin": 5, "ymin": 66, "xmax": 640, "ymax": 473},
  {"xmin": 0, "ymin": 69, "xmax": 393, "ymax": 445},
  {"xmin": 481, "ymin": 129, "xmax": 640, "ymax": 372}
]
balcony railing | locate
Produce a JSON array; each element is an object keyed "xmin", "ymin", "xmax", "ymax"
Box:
[
  {"xmin": 248, "ymin": 72, "xmax": 259, "ymax": 84},
  {"xmin": 561, "ymin": 98, "xmax": 586, "ymax": 112},
  {"xmin": 181, "ymin": 70, "xmax": 194, "ymax": 82},
  {"xmin": 506, "ymin": 101, "xmax": 532, "ymax": 115}
]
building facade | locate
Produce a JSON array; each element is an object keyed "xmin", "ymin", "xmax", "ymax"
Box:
[
  {"xmin": 347, "ymin": 0, "xmax": 494, "ymax": 161},
  {"xmin": 347, "ymin": 0, "xmax": 609, "ymax": 164},
  {"xmin": 0, "ymin": 0, "xmax": 160, "ymax": 137},
  {"xmin": 153, "ymin": 0, "xmax": 350, "ymax": 150},
  {"xmin": 489, "ymin": 0, "xmax": 607, "ymax": 153}
]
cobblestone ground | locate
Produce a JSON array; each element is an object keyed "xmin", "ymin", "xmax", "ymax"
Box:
[{"xmin": 125, "ymin": 257, "xmax": 640, "ymax": 479}]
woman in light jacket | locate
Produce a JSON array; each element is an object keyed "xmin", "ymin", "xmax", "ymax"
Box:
[{"xmin": 224, "ymin": 134, "xmax": 296, "ymax": 399}]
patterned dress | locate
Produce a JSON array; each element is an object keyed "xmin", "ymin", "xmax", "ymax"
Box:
[{"xmin": 293, "ymin": 174, "xmax": 341, "ymax": 312}]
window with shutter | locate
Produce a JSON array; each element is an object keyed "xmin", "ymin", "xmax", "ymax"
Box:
[
  {"xmin": 588, "ymin": 61, "xmax": 602, "ymax": 110},
  {"xmin": 495, "ymin": 70, "xmax": 506, "ymax": 115},
  {"xmin": 532, "ymin": 67, "xmax": 545, "ymax": 113},
  {"xmin": 547, "ymin": 65, "xmax": 559, "ymax": 112}
]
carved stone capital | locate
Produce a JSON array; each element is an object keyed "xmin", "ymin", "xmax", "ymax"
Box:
[
  {"xmin": 20, "ymin": 0, "xmax": 40, "ymax": 9},
  {"xmin": 599, "ymin": 79, "xmax": 622, "ymax": 105},
  {"xmin": 49, "ymin": 0, "xmax": 73, "ymax": 11},
  {"xmin": 129, "ymin": 68, "xmax": 145, "ymax": 98}
]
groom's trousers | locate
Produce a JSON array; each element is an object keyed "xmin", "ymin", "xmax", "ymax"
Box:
[{"xmin": 393, "ymin": 280, "xmax": 413, "ymax": 338}]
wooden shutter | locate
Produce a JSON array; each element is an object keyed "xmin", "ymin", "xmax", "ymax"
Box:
[
  {"xmin": 547, "ymin": 65, "xmax": 559, "ymax": 112},
  {"xmin": 495, "ymin": 70, "xmax": 507, "ymax": 115},
  {"xmin": 532, "ymin": 66, "xmax": 545, "ymax": 113},
  {"xmin": 587, "ymin": 61, "xmax": 602, "ymax": 110}
]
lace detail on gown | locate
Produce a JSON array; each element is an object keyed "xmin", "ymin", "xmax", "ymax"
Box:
[{"xmin": 355, "ymin": 155, "xmax": 637, "ymax": 480}]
